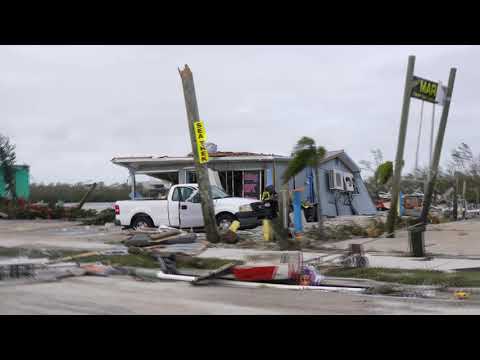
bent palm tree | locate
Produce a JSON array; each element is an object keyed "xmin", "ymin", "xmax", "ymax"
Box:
[{"xmin": 283, "ymin": 137, "xmax": 326, "ymax": 239}]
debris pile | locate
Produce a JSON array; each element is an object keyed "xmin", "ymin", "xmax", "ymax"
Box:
[{"xmin": 122, "ymin": 226, "xmax": 208, "ymax": 257}]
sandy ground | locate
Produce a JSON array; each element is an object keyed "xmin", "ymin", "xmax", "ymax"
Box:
[
  {"xmin": 319, "ymin": 218, "xmax": 480, "ymax": 257},
  {"xmin": 3, "ymin": 219, "xmax": 480, "ymax": 314},
  {"xmin": 1, "ymin": 276, "xmax": 479, "ymax": 315},
  {"xmin": 0, "ymin": 219, "xmax": 124, "ymax": 250},
  {"xmin": 3, "ymin": 219, "xmax": 480, "ymax": 270}
]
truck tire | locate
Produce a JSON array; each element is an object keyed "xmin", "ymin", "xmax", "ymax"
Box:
[
  {"xmin": 131, "ymin": 214, "xmax": 154, "ymax": 230},
  {"xmin": 216, "ymin": 213, "xmax": 237, "ymax": 231}
]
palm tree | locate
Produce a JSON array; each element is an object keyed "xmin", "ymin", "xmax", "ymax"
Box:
[{"xmin": 283, "ymin": 136, "xmax": 326, "ymax": 239}]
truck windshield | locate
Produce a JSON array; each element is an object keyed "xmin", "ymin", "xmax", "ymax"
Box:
[{"xmin": 211, "ymin": 185, "xmax": 229, "ymax": 199}]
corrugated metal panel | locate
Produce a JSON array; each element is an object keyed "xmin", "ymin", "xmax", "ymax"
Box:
[{"xmin": 0, "ymin": 166, "xmax": 29, "ymax": 200}]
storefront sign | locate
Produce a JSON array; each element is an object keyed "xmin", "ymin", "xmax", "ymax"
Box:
[
  {"xmin": 193, "ymin": 121, "xmax": 209, "ymax": 164},
  {"xmin": 411, "ymin": 76, "xmax": 439, "ymax": 103},
  {"xmin": 243, "ymin": 171, "xmax": 260, "ymax": 199}
]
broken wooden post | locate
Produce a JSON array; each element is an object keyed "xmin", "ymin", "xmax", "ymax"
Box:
[
  {"xmin": 77, "ymin": 183, "xmax": 97, "ymax": 210},
  {"xmin": 178, "ymin": 65, "xmax": 220, "ymax": 243}
]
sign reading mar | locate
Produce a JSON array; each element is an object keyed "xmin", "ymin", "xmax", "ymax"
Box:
[{"xmin": 410, "ymin": 76, "xmax": 439, "ymax": 103}]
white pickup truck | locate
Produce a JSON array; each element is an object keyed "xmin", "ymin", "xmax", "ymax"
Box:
[{"xmin": 114, "ymin": 184, "xmax": 267, "ymax": 230}]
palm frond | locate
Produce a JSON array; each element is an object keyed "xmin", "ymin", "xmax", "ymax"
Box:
[
  {"xmin": 283, "ymin": 148, "xmax": 316, "ymax": 184},
  {"xmin": 292, "ymin": 136, "xmax": 315, "ymax": 154},
  {"xmin": 316, "ymin": 146, "xmax": 326, "ymax": 160},
  {"xmin": 376, "ymin": 161, "xmax": 393, "ymax": 185}
]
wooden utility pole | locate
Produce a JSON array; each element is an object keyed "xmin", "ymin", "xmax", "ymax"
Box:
[
  {"xmin": 386, "ymin": 56, "xmax": 416, "ymax": 237},
  {"xmin": 178, "ymin": 65, "xmax": 220, "ymax": 243},
  {"xmin": 462, "ymin": 178, "xmax": 467, "ymax": 220},
  {"xmin": 419, "ymin": 68, "xmax": 457, "ymax": 225}
]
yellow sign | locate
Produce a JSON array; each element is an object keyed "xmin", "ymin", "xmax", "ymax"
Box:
[
  {"xmin": 193, "ymin": 121, "xmax": 209, "ymax": 164},
  {"xmin": 411, "ymin": 76, "xmax": 439, "ymax": 104}
]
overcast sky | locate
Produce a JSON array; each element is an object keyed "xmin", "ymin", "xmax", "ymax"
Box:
[{"xmin": 0, "ymin": 45, "xmax": 477, "ymax": 185}]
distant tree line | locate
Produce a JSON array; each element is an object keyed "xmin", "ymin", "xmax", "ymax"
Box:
[
  {"xmin": 361, "ymin": 143, "xmax": 480, "ymax": 205},
  {"xmin": 30, "ymin": 182, "xmax": 141, "ymax": 203}
]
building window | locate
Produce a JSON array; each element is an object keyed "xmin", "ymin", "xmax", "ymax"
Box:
[
  {"xmin": 186, "ymin": 170, "xmax": 197, "ymax": 183},
  {"xmin": 218, "ymin": 170, "xmax": 264, "ymax": 200}
]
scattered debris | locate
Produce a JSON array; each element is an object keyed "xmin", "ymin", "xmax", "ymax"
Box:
[
  {"xmin": 0, "ymin": 211, "xmax": 8, "ymax": 219},
  {"xmin": 299, "ymin": 265, "xmax": 324, "ymax": 286},
  {"xmin": 48, "ymin": 251, "xmax": 100, "ymax": 264},
  {"xmin": 152, "ymin": 253, "xmax": 177, "ymax": 274},
  {"xmin": 220, "ymin": 220, "xmax": 240, "ymax": 244},
  {"xmin": 80, "ymin": 208, "xmax": 115, "ymax": 225},
  {"xmin": 454, "ymin": 290, "xmax": 470, "ymax": 300},
  {"xmin": 99, "ymin": 247, "xmax": 129, "ymax": 256},
  {"xmin": 126, "ymin": 267, "xmax": 197, "ymax": 282},
  {"xmin": 212, "ymin": 278, "xmax": 365, "ymax": 293},
  {"xmin": 80, "ymin": 263, "xmax": 123, "ymax": 277},
  {"xmin": 339, "ymin": 244, "xmax": 369, "ymax": 268},
  {"xmin": 123, "ymin": 229, "xmax": 198, "ymax": 248},
  {"xmin": 232, "ymin": 251, "xmax": 303, "ymax": 282},
  {"xmin": 191, "ymin": 262, "xmax": 236, "ymax": 285}
]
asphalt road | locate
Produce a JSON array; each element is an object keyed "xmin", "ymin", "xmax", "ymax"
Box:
[{"xmin": 1, "ymin": 276, "xmax": 480, "ymax": 315}]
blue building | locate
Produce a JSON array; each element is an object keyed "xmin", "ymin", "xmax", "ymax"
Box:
[{"xmin": 112, "ymin": 149, "xmax": 376, "ymax": 217}]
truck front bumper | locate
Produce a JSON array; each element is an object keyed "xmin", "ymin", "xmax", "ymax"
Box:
[{"xmin": 235, "ymin": 211, "xmax": 262, "ymax": 229}]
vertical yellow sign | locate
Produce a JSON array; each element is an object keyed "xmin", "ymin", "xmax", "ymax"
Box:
[{"xmin": 193, "ymin": 120, "xmax": 209, "ymax": 164}]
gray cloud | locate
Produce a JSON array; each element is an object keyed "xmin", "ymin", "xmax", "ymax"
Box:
[{"xmin": 0, "ymin": 45, "xmax": 477, "ymax": 184}]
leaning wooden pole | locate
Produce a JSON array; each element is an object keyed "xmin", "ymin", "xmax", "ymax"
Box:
[
  {"xmin": 178, "ymin": 65, "xmax": 220, "ymax": 243},
  {"xmin": 419, "ymin": 68, "xmax": 457, "ymax": 225},
  {"xmin": 386, "ymin": 55, "xmax": 416, "ymax": 237}
]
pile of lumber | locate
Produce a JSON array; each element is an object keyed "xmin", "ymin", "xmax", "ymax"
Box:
[{"xmin": 122, "ymin": 227, "xmax": 208, "ymax": 257}]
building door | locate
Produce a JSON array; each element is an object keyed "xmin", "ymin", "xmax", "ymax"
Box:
[
  {"xmin": 233, "ymin": 171, "xmax": 243, "ymax": 197},
  {"xmin": 243, "ymin": 171, "xmax": 261, "ymax": 199}
]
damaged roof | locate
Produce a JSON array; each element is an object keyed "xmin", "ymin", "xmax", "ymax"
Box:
[{"xmin": 111, "ymin": 149, "xmax": 360, "ymax": 173}]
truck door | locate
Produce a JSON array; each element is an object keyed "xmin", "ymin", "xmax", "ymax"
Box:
[
  {"xmin": 168, "ymin": 186, "xmax": 195, "ymax": 227},
  {"xmin": 180, "ymin": 191, "xmax": 204, "ymax": 228}
]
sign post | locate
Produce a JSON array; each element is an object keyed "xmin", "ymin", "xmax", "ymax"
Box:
[
  {"xmin": 386, "ymin": 55, "xmax": 416, "ymax": 237},
  {"xmin": 419, "ymin": 68, "xmax": 457, "ymax": 225}
]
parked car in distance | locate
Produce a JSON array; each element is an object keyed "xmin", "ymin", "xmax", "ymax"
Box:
[{"xmin": 114, "ymin": 184, "xmax": 266, "ymax": 230}]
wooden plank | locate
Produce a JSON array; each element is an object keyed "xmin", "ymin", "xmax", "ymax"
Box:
[
  {"xmin": 48, "ymin": 251, "xmax": 99, "ymax": 264},
  {"xmin": 191, "ymin": 263, "xmax": 236, "ymax": 285}
]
